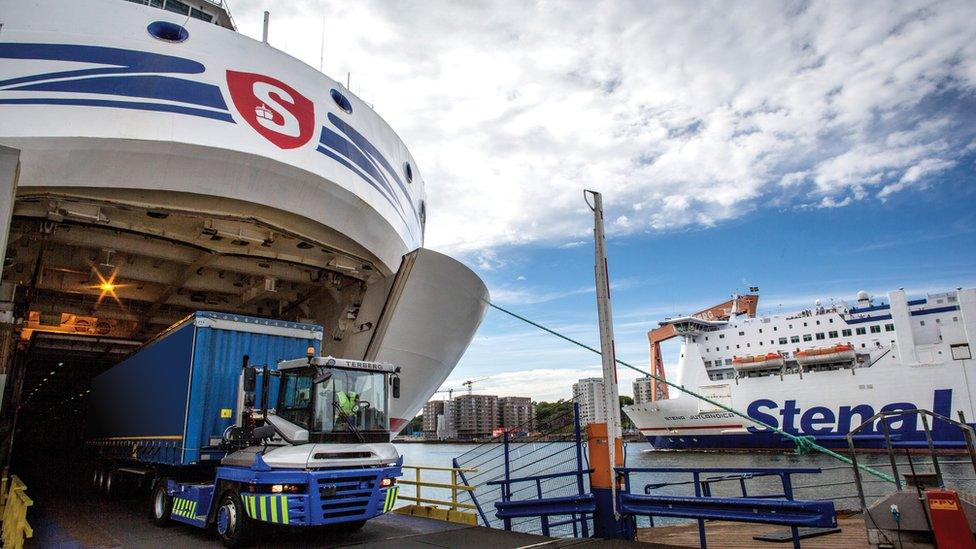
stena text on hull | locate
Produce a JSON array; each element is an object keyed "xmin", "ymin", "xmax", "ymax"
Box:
[
  {"xmin": 0, "ymin": 0, "xmax": 489, "ymax": 432},
  {"xmin": 624, "ymin": 288, "xmax": 976, "ymax": 450}
]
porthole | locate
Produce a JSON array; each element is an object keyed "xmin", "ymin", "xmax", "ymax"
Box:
[
  {"xmin": 330, "ymin": 89, "xmax": 352, "ymax": 114},
  {"xmin": 404, "ymin": 162, "xmax": 414, "ymax": 184},
  {"xmin": 147, "ymin": 21, "xmax": 189, "ymax": 43}
]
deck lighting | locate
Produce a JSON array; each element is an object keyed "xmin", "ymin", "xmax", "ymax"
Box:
[{"xmin": 91, "ymin": 267, "xmax": 128, "ymax": 307}]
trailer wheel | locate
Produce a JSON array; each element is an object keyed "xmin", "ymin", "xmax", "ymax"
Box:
[
  {"xmin": 151, "ymin": 482, "xmax": 173, "ymax": 526},
  {"xmin": 103, "ymin": 470, "xmax": 117, "ymax": 498},
  {"xmin": 90, "ymin": 469, "xmax": 102, "ymax": 494},
  {"xmin": 215, "ymin": 491, "xmax": 252, "ymax": 548}
]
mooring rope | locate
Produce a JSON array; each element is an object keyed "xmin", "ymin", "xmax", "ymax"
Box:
[{"xmin": 487, "ymin": 302, "xmax": 896, "ymax": 483}]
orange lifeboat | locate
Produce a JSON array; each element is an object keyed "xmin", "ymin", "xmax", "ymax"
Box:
[
  {"xmin": 732, "ymin": 352, "xmax": 784, "ymax": 372},
  {"xmin": 795, "ymin": 343, "xmax": 855, "ymax": 366}
]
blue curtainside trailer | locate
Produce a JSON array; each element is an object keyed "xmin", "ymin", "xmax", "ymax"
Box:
[
  {"xmin": 88, "ymin": 311, "xmax": 323, "ymax": 466},
  {"xmin": 85, "ymin": 312, "xmax": 404, "ymax": 547}
]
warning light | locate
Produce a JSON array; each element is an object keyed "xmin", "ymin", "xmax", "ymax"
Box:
[
  {"xmin": 306, "ymin": 346, "xmax": 315, "ymax": 358},
  {"xmin": 380, "ymin": 478, "xmax": 394, "ymax": 487}
]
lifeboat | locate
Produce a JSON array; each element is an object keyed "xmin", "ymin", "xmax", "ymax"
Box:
[
  {"xmin": 732, "ymin": 352, "xmax": 785, "ymax": 372},
  {"xmin": 795, "ymin": 344, "xmax": 856, "ymax": 366}
]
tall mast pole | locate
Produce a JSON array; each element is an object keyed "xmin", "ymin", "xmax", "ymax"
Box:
[{"xmin": 585, "ymin": 189, "xmax": 622, "ymax": 517}]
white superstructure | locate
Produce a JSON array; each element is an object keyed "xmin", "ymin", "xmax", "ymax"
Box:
[
  {"xmin": 0, "ymin": 0, "xmax": 488, "ymax": 432},
  {"xmin": 625, "ymin": 288, "xmax": 976, "ymax": 450}
]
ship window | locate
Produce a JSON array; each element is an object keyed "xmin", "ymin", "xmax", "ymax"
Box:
[
  {"xmin": 952, "ymin": 344, "xmax": 972, "ymax": 360},
  {"xmin": 829, "ymin": 318, "xmax": 833, "ymax": 323},
  {"xmin": 736, "ymin": 344, "xmax": 740, "ymax": 349},
  {"xmin": 954, "ymin": 317, "xmax": 959, "ymax": 322},
  {"xmin": 773, "ymin": 326, "xmax": 778, "ymax": 331},
  {"xmin": 803, "ymin": 322, "xmax": 808, "ymax": 327},
  {"xmin": 803, "ymin": 334, "xmax": 812, "ymax": 342},
  {"xmin": 147, "ymin": 20, "xmax": 189, "ymax": 42},
  {"xmin": 884, "ymin": 323, "xmax": 895, "ymax": 332},
  {"xmin": 815, "ymin": 333, "xmax": 825, "ymax": 340},
  {"xmin": 746, "ymin": 343, "xmax": 751, "ymax": 347},
  {"xmin": 842, "ymin": 329, "xmax": 852, "ymax": 337},
  {"xmin": 190, "ymin": 7, "xmax": 213, "ymax": 22},
  {"xmin": 739, "ymin": 331, "xmax": 744, "ymax": 336},
  {"xmin": 790, "ymin": 336, "xmax": 800, "ymax": 343},
  {"xmin": 828, "ymin": 331, "xmax": 838, "ymax": 338},
  {"xmin": 779, "ymin": 337, "xmax": 788, "ymax": 344},
  {"xmin": 703, "ymin": 361, "xmax": 711, "ymax": 367},
  {"xmin": 404, "ymin": 162, "xmax": 414, "ymax": 183},
  {"xmin": 725, "ymin": 359, "xmax": 732, "ymax": 365},
  {"xmin": 816, "ymin": 320, "xmax": 820, "ymax": 325},
  {"xmin": 920, "ymin": 320, "xmax": 925, "ymax": 326},
  {"xmin": 870, "ymin": 325, "xmax": 881, "ymax": 334},
  {"xmin": 789, "ymin": 324, "xmax": 793, "ymax": 329},
  {"xmin": 331, "ymin": 89, "xmax": 353, "ymax": 114},
  {"xmin": 163, "ymin": 0, "xmax": 190, "ymax": 15},
  {"xmin": 719, "ymin": 334, "xmax": 725, "ymax": 339}
]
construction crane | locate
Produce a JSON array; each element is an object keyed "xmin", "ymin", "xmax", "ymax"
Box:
[
  {"xmin": 647, "ymin": 293, "xmax": 759, "ymax": 401},
  {"xmin": 432, "ymin": 388, "xmax": 456, "ymax": 400},
  {"xmin": 461, "ymin": 377, "xmax": 489, "ymax": 395}
]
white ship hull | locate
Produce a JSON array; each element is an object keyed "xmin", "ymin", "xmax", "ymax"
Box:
[
  {"xmin": 625, "ymin": 288, "xmax": 976, "ymax": 450},
  {"xmin": 0, "ymin": 0, "xmax": 488, "ymax": 432}
]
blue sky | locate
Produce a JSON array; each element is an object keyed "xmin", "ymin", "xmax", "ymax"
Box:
[
  {"xmin": 229, "ymin": 1, "xmax": 976, "ymax": 401},
  {"xmin": 445, "ymin": 159, "xmax": 976, "ymax": 401}
]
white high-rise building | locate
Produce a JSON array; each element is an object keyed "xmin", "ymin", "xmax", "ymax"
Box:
[
  {"xmin": 573, "ymin": 377, "xmax": 608, "ymax": 425},
  {"xmin": 633, "ymin": 377, "xmax": 653, "ymax": 404}
]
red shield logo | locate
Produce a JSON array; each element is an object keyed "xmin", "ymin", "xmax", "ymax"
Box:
[{"xmin": 227, "ymin": 70, "xmax": 315, "ymax": 149}]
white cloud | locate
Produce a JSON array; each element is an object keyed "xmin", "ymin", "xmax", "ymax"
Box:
[{"xmin": 231, "ymin": 1, "xmax": 976, "ymax": 254}]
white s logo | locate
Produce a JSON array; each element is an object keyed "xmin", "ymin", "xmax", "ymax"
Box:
[{"xmin": 252, "ymin": 82, "xmax": 300, "ymax": 137}]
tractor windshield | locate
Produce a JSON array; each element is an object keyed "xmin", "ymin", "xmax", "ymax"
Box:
[{"xmin": 278, "ymin": 367, "xmax": 388, "ymax": 437}]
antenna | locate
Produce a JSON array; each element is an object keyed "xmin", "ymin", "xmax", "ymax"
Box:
[
  {"xmin": 262, "ymin": 11, "xmax": 269, "ymax": 43},
  {"xmin": 346, "ymin": 72, "xmax": 351, "ymax": 89},
  {"xmin": 318, "ymin": 16, "xmax": 325, "ymax": 72}
]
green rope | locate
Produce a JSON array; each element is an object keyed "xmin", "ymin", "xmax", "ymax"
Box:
[{"xmin": 488, "ymin": 302, "xmax": 896, "ymax": 484}]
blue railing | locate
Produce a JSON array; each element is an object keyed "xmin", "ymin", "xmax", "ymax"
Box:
[
  {"xmin": 616, "ymin": 467, "xmax": 836, "ymax": 549},
  {"xmin": 488, "ymin": 469, "xmax": 595, "ymax": 537}
]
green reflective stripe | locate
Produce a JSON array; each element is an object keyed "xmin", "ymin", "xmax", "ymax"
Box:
[
  {"xmin": 281, "ymin": 496, "xmax": 289, "ymax": 524},
  {"xmin": 391, "ymin": 486, "xmax": 399, "ymax": 509},
  {"xmin": 270, "ymin": 495, "xmax": 278, "ymax": 523},
  {"xmin": 260, "ymin": 496, "xmax": 267, "ymax": 521},
  {"xmin": 247, "ymin": 496, "xmax": 254, "ymax": 518},
  {"xmin": 176, "ymin": 498, "xmax": 184, "ymax": 515},
  {"xmin": 191, "ymin": 501, "xmax": 197, "ymax": 518},
  {"xmin": 249, "ymin": 495, "xmax": 257, "ymax": 518}
]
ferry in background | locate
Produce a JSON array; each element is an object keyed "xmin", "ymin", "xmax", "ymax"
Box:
[{"xmin": 624, "ymin": 288, "xmax": 976, "ymax": 450}]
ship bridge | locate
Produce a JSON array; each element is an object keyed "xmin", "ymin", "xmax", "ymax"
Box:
[
  {"xmin": 664, "ymin": 316, "xmax": 728, "ymax": 336},
  {"xmin": 0, "ymin": 0, "xmax": 489, "ymax": 491}
]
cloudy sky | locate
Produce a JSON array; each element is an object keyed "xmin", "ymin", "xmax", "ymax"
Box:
[{"xmin": 229, "ymin": 1, "xmax": 976, "ymax": 403}]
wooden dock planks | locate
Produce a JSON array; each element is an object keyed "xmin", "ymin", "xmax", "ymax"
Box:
[{"xmin": 637, "ymin": 517, "xmax": 869, "ymax": 548}]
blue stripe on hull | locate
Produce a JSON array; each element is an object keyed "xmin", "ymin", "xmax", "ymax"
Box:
[{"xmin": 647, "ymin": 426, "xmax": 976, "ymax": 451}]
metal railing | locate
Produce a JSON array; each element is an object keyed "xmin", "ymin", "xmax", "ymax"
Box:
[
  {"xmin": 397, "ymin": 465, "xmax": 479, "ymax": 512},
  {"xmin": 0, "ymin": 474, "xmax": 33, "ymax": 549}
]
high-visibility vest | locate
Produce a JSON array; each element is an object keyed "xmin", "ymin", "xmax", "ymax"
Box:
[{"xmin": 337, "ymin": 391, "xmax": 358, "ymax": 414}]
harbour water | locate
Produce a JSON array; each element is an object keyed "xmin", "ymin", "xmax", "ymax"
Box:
[{"xmin": 396, "ymin": 442, "xmax": 976, "ymax": 525}]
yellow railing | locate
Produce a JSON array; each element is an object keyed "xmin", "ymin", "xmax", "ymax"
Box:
[
  {"xmin": 398, "ymin": 464, "xmax": 478, "ymax": 511},
  {"xmin": 1, "ymin": 474, "xmax": 33, "ymax": 549}
]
